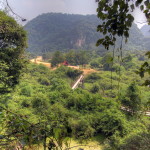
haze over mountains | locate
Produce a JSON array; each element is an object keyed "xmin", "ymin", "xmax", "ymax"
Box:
[
  {"xmin": 141, "ymin": 25, "xmax": 150, "ymax": 37},
  {"xmin": 24, "ymin": 13, "xmax": 150, "ymax": 54}
]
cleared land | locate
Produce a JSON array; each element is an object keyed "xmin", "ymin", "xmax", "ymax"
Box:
[{"xmin": 30, "ymin": 58, "xmax": 98, "ymax": 75}]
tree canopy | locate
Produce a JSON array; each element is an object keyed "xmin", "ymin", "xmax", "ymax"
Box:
[{"xmin": 0, "ymin": 11, "xmax": 27, "ymax": 93}]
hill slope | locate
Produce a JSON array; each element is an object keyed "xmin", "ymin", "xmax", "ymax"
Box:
[
  {"xmin": 24, "ymin": 13, "xmax": 147, "ymax": 54},
  {"xmin": 140, "ymin": 25, "xmax": 150, "ymax": 50},
  {"xmin": 141, "ymin": 25, "xmax": 150, "ymax": 37}
]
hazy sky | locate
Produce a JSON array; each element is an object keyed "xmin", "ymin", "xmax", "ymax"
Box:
[
  {"xmin": 6, "ymin": 0, "xmax": 147, "ymax": 28},
  {"xmin": 8, "ymin": 0, "xmax": 97, "ymax": 19}
]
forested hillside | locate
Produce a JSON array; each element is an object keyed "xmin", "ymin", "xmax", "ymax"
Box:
[
  {"xmin": 25, "ymin": 13, "xmax": 148, "ymax": 54},
  {"xmin": 1, "ymin": 54, "xmax": 150, "ymax": 149},
  {"xmin": 1, "ymin": 8, "xmax": 150, "ymax": 150}
]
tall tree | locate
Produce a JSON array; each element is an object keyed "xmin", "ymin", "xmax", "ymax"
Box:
[
  {"xmin": 0, "ymin": 11, "xmax": 27, "ymax": 93},
  {"xmin": 0, "ymin": 10, "xmax": 27, "ymax": 148},
  {"xmin": 121, "ymin": 83, "xmax": 142, "ymax": 115},
  {"xmin": 51, "ymin": 51, "xmax": 65, "ymax": 67}
]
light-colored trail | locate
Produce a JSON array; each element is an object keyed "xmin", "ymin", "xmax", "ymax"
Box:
[
  {"xmin": 121, "ymin": 106, "xmax": 150, "ymax": 116},
  {"xmin": 72, "ymin": 75, "xmax": 84, "ymax": 90}
]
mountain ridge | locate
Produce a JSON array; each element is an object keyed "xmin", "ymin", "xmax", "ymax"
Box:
[
  {"xmin": 24, "ymin": 13, "xmax": 149, "ymax": 54},
  {"xmin": 140, "ymin": 24, "xmax": 150, "ymax": 37}
]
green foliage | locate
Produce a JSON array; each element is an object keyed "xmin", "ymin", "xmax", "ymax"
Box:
[
  {"xmin": 117, "ymin": 132, "xmax": 150, "ymax": 150},
  {"xmin": 85, "ymin": 73, "xmax": 101, "ymax": 83},
  {"xmin": 1, "ymin": 63, "xmax": 130, "ymax": 146},
  {"xmin": 25, "ymin": 13, "xmax": 149, "ymax": 54},
  {"xmin": 84, "ymin": 56, "xmax": 149, "ymax": 103},
  {"xmin": 90, "ymin": 84, "xmax": 100, "ymax": 93},
  {"xmin": 25, "ymin": 13, "xmax": 101, "ymax": 53},
  {"xmin": 32, "ymin": 93, "xmax": 50, "ymax": 111},
  {"xmin": 51, "ymin": 51, "xmax": 65, "ymax": 67},
  {"xmin": 101, "ymin": 53, "xmax": 113, "ymax": 71},
  {"xmin": 65, "ymin": 50, "xmax": 90, "ymax": 66},
  {"xmin": 54, "ymin": 66, "xmax": 83, "ymax": 84},
  {"xmin": 90, "ymin": 59, "xmax": 100, "ymax": 68},
  {"xmin": 0, "ymin": 11, "xmax": 27, "ymax": 93},
  {"xmin": 0, "ymin": 8, "xmax": 149, "ymax": 150},
  {"xmin": 69, "ymin": 117, "xmax": 95, "ymax": 139},
  {"xmin": 96, "ymin": 0, "xmax": 134, "ymax": 49},
  {"xmin": 137, "ymin": 51, "xmax": 150, "ymax": 86},
  {"xmin": 38, "ymin": 76, "xmax": 50, "ymax": 86},
  {"xmin": 97, "ymin": 109, "xmax": 127, "ymax": 136},
  {"xmin": 66, "ymin": 67, "xmax": 83, "ymax": 79},
  {"xmin": 20, "ymin": 84, "xmax": 33, "ymax": 97},
  {"xmin": 96, "ymin": 0, "xmax": 150, "ymax": 86},
  {"xmin": 0, "ymin": 60, "xmax": 149, "ymax": 149},
  {"xmin": 96, "ymin": 0, "xmax": 149, "ymax": 50},
  {"xmin": 121, "ymin": 82, "xmax": 143, "ymax": 115},
  {"xmin": 123, "ymin": 55, "xmax": 132, "ymax": 63}
]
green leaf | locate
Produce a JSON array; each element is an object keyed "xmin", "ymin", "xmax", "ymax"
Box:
[
  {"xmin": 140, "ymin": 5, "xmax": 144, "ymax": 11},
  {"xmin": 130, "ymin": 4, "xmax": 135, "ymax": 11}
]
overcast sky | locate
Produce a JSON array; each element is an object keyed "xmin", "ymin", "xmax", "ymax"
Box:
[
  {"xmin": 6, "ymin": 0, "xmax": 147, "ymax": 28},
  {"xmin": 8, "ymin": 0, "xmax": 97, "ymax": 19}
]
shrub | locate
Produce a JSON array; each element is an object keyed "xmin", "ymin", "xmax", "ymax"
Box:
[
  {"xmin": 85, "ymin": 73, "xmax": 101, "ymax": 83},
  {"xmin": 20, "ymin": 85, "xmax": 33, "ymax": 97},
  {"xmin": 38, "ymin": 77, "xmax": 50, "ymax": 85}
]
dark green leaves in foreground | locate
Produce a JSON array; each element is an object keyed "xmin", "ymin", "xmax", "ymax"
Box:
[
  {"xmin": 96, "ymin": 0, "xmax": 134, "ymax": 49},
  {"xmin": 96, "ymin": 0, "xmax": 150, "ymax": 49},
  {"xmin": 0, "ymin": 11, "xmax": 27, "ymax": 93},
  {"xmin": 96, "ymin": 0, "xmax": 150, "ymax": 85}
]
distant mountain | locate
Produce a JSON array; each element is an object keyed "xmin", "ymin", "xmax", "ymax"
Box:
[
  {"xmin": 141, "ymin": 25, "xmax": 150, "ymax": 37},
  {"xmin": 24, "ymin": 13, "xmax": 148, "ymax": 54}
]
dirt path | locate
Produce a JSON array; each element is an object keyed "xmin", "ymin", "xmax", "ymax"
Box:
[
  {"xmin": 82, "ymin": 68, "xmax": 98, "ymax": 75},
  {"xmin": 30, "ymin": 59, "xmax": 98, "ymax": 75},
  {"xmin": 121, "ymin": 106, "xmax": 150, "ymax": 116},
  {"xmin": 30, "ymin": 59, "xmax": 51, "ymax": 68}
]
